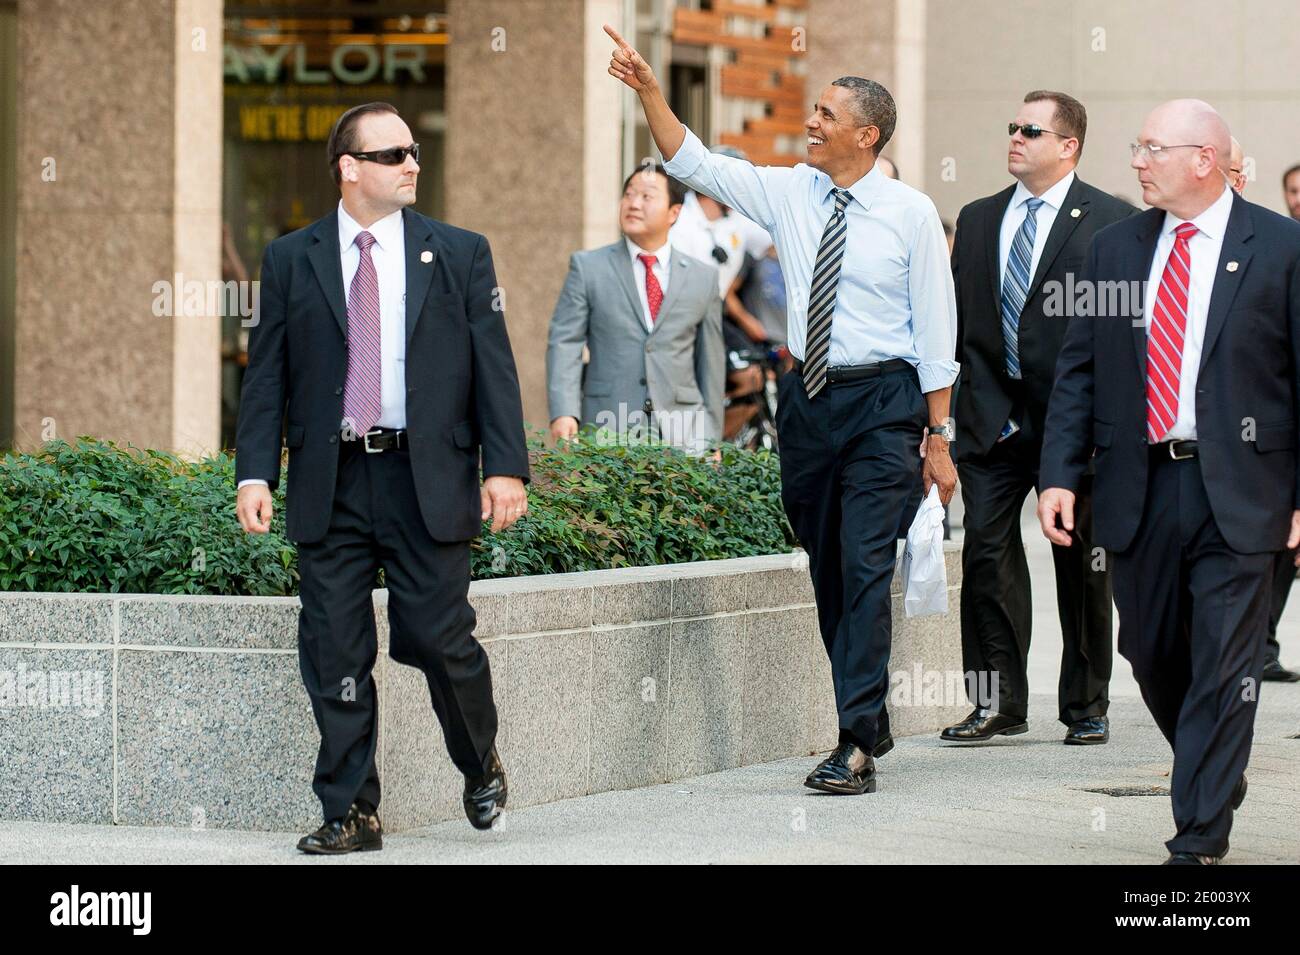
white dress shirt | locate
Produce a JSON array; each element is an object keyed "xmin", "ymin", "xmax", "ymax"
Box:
[
  {"xmin": 238, "ymin": 201, "xmax": 408, "ymax": 490},
  {"xmin": 1144, "ymin": 183, "xmax": 1234, "ymax": 440},
  {"xmin": 670, "ymin": 192, "xmax": 774, "ymax": 298},
  {"xmin": 998, "ymin": 170, "xmax": 1075, "ymax": 293},
  {"xmin": 663, "ymin": 124, "xmax": 958, "ymax": 392},
  {"xmin": 626, "ymin": 237, "xmax": 673, "ymax": 332}
]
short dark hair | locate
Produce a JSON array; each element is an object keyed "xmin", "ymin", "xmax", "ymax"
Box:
[
  {"xmin": 1024, "ymin": 90, "xmax": 1087, "ymax": 157},
  {"xmin": 326, "ymin": 102, "xmax": 400, "ymax": 186},
  {"xmin": 1283, "ymin": 164, "xmax": 1300, "ymax": 188},
  {"xmin": 622, "ymin": 163, "xmax": 686, "ymax": 208},
  {"xmin": 831, "ymin": 77, "xmax": 896, "ymax": 155}
]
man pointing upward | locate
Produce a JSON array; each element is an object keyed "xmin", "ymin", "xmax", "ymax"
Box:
[{"xmin": 606, "ymin": 25, "xmax": 959, "ymax": 795}]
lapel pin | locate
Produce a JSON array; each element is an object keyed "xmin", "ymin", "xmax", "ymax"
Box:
[
  {"xmin": 420, "ymin": 250, "xmax": 432, "ymax": 263},
  {"xmin": 1227, "ymin": 261, "xmax": 1238, "ymax": 272},
  {"xmin": 1070, "ymin": 208, "xmax": 1081, "ymax": 218}
]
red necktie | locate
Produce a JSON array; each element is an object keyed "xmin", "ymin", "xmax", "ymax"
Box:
[
  {"xmin": 638, "ymin": 253, "xmax": 663, "ymax": 325},
  {"xmin": 1146, "ymin": 222, "xmax": 1198, "ymax": 442},
  {"xmin": 343, "ymin": 230, "xmax": 383, "ymax": 436}
]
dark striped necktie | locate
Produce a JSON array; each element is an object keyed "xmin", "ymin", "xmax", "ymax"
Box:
[
  {"xmin": 802, "ymin": 187, "xmax": 851, "ymax": 398},
  {"xmin": 1000, "ymin": 197, "xmax": 1043, "ymax": 379}
]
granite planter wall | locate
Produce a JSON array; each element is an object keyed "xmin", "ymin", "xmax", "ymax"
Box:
[{"xmin": 0, "ymin": 547, "xmax": 965, "ymax": 833}]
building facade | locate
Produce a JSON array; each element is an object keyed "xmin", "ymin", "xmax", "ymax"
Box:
[{"xmin": 3, "ymin": 0, "xmax": 1298, "ymax": 454}]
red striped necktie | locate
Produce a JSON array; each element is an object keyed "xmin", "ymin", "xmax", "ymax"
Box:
[
  {"xmin": 1146, "ymin": 222, "xmax": 1198, "ymax": 442},
  {"xmin": 638, "ymin": 253, "xmax": 663, "ymax": 324}
]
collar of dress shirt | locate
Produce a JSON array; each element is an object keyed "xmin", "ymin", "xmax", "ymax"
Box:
[
  {"xmin": 816, "ymin": 161, "xmax": 885, "ymax": 211},
  {"xmin": 338, "ymin": 200, "xmax": 404, "ymax": 253},
  {"xmin": 1009, "ymin": 168, "xmax": 1075, "ymax": 214},
  {"xmin": 626, "ymin": 236, "xmax": 672, "ymax": 268},
  {"xmin": 1159, "ymin": 182, "xmax": 1233, "ymax": 242}
]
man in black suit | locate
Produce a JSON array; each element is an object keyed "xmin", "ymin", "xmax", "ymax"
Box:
[
  {"xmin": 1039, "ymin": 99, "xmax": 1300, "ymax": 864},
  {"xmin": 946, "ymin": 91, "xmax": 1134, "ymax": 746},
  {"xmin": 235, "ymin": 103, "xmax": 530, "ymax": 854}
]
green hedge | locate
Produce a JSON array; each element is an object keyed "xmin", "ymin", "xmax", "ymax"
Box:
[{"xmin": 0, "ymin": 434, "xmax": 794, "ymax": 596}]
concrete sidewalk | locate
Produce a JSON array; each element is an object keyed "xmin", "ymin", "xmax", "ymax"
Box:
[
  {"xmin": 4, "ymin": 504, "xmax": 1298, "ymax": 864},
  {"xmin": 3, "ymin": 690, "xmax": 1297, "ymax": 864}
]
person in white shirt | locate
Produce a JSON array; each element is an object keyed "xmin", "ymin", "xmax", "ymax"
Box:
[{"xmin": 606, "ymin": 24, "xmax": 958, "ymax": 797}]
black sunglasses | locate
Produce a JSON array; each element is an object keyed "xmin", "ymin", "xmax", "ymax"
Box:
[
  {"xmin": 1007, "ymin": 123, "xmax": 1070, "ymax": 139},
  {"xmin": 346, "ymin": 143, "xmax": 420, "ymax": 165}
]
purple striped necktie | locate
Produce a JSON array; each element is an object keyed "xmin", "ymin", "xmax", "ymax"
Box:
[{"xmin": 343, "ymin": 230, "xmax": 383, "ymax": 437}]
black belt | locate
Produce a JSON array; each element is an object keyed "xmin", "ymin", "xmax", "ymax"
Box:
[
  {"xmin": 342, "ymin": 427, "xmax": 408, "ymax": 454},
  {"xmin": 790, "ymin": 357, "xmax": 912, "ymax": 382},
  {"xmin": 1152, "ymin": 438, "xmax": 1198, "ymax": 460}
]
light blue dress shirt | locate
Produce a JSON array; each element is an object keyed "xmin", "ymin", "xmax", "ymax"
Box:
[{"xmin": 664, "ymin": 124, "xmax": 959, "ymax": 393}]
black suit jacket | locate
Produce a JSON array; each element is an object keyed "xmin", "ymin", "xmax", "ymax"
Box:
[
  {"xmin": 235, "ymin": 207, "xmax": 530, "ymax": 545},
  {"xmin": 1041, "ymin": 193, "xmax": 1300, "ymax": 554},
  {"xmin": 953, "ymin": 175, "xmax": 1136, "ymax": 458}
]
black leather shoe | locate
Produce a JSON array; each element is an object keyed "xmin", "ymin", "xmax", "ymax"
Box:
[
  {"xmin": 940, "ymin": 707, "xmax": 1028, "ymax": 742},
  {"xmin": 804, "ymin": 742, "xmax": 877, "ymax": 795},
  {"xmin": 296, "ymin": 802, "xmax": 383, "ymax": 855},
  {"xmin": 1262, "ymin": 659, "xmax": 1300, "ymax": 682},
  {"xmin": 463, "ymin": 746, "xmax": 507, "ymax": 830},
  {"xmin": 1232, "ymin": 774, "xmax": 1247, "ymax": 811},
  {"xmin": 1164, "ymin": 851, "xmax": 1220, "ymax": 865},
  {"xmin": 1064, "ymin": 715, "xmax": 1109, "ymax": 745}
]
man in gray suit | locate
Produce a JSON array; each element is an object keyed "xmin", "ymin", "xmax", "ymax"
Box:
[{"xmin": 547, "ymin": 163, "xmax": 725, "ymax": 453}]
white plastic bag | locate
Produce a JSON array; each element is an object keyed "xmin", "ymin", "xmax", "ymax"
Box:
[{"xmin": 902, "ymin": 485, "xmax": 948, "ymax": 618}]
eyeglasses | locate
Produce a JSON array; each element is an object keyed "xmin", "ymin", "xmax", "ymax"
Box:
[
  {"xmin": 1129, "ymin": 142, "xmax": 1204, "ymax": 160},
  {"xmin": 1008, "ymin": 123, "xmax": 1071, "ymax": 139},
  {"xmin": 345, "ymin": 143, "xmax": 420, "ymax": 165}
]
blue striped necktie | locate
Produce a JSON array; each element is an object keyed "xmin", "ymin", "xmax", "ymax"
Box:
[
  {"xmin": 1000, "ymin": 196, "xmax": 1043, "ymax": 379},
  {"xmin": 802, "ymin": 187, "xmax": 851, "ymax": 398}
]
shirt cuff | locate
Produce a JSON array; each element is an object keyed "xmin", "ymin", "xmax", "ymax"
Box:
[
  {"xmin": 237, "ymin": 479, "xmax": 270, "ymax": 490},
  {"xmin": 916, "ymin": 360, "xmax": 960, "ymax": 394},
  {"xmin": 663, "ymin": 124, "xmax": 707, "ymax": 179}
]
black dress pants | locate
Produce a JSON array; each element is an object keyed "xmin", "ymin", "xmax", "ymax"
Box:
[
  {"xmin": 1265, "ymin": 547, "xmax": 1295, "ymax": 664},
  {"xmin": 1111, "ymin": 449, "xmax": 1271, "ymax": 857},
  {"xmin": 775, "ymin": 363, "xmax": 926, "ymax": 751},
  {"xmin": 957, "ymin": 410, "xmax": 1112, "ymax": 724},
  {"xmin": 295, "ymin": 440, "xmax": 498, "ymax": 822}
]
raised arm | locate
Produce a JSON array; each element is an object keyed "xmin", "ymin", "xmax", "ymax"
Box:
[
  {"xmin": 604, "ymin": 24, "xmax": 791, "ymax": 231},
  {"xmin": 605, "ymin": 24, "xmax": 686, "ymax": 161}
]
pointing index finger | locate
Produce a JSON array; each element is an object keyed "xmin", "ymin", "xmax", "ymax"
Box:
[{"xmin": 603, "ymin": 23, "xmax": 631, "ymax": 50}]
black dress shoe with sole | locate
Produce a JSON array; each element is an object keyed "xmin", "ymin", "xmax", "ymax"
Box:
[
  {"xmin": 1064, "ymin": 715, "xmax": 1109, "ymax": 745},
  {"xmin": 463, "ymin": 745, "xmax": 508, "ymax": 830},
  {"xmin": 804, "ymin": 742, "xmax": 877, "ymax": 795},
  {"xmin": 940, "ymin": 707, "xmax": 1028, "ymax": 742},
  {"xmin": 1164, "ymin": 851, "xmax": 1220, "ymax": 865},
  {"xmin": 296, "ymin": 802, "xmax": 383, "ymax": 855},
  {"xmin": 1262, "ymin": 659, "xmax": 1300, "ymax": 682}
]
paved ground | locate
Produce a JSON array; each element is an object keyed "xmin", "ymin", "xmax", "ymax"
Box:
[{"xmin": 4, "ymin": 504, "xmax": 1297, "ymax": 864}]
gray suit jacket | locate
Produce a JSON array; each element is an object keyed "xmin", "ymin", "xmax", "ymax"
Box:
[{"xmin": 546, "ymin": 241, "xmax": 724, "ymax": 451}]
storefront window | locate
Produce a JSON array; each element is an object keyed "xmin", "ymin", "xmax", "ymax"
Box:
[{"xmin": 221, "ymin": 1, "xmax": 447, "ymax": 447}]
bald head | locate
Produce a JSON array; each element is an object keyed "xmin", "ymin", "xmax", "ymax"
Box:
[
  {"xmin": 1133, "ymin": 99, "xmax": 1233, "ymax": 217},
  {"xmin": 1150, "ymin": 99, "xmax": 1231, "ymax": 158}
]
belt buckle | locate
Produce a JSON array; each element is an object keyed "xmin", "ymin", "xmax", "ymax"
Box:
[
  {"xmin": 1169, "ymin": 440, "xmax": 1192, "ymax": 460},
  {"xmin": 362, "ymin": 428, "xmax": 384, "ymax": 453}
]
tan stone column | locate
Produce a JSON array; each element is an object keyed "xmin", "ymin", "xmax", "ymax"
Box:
[
  {"xmin": 13, "ymin": 0, "xmax": 222, "ymax": 457},
  {"xmin": 445, "ymin": 0, "xmax": 622, "ymax": 433}
]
